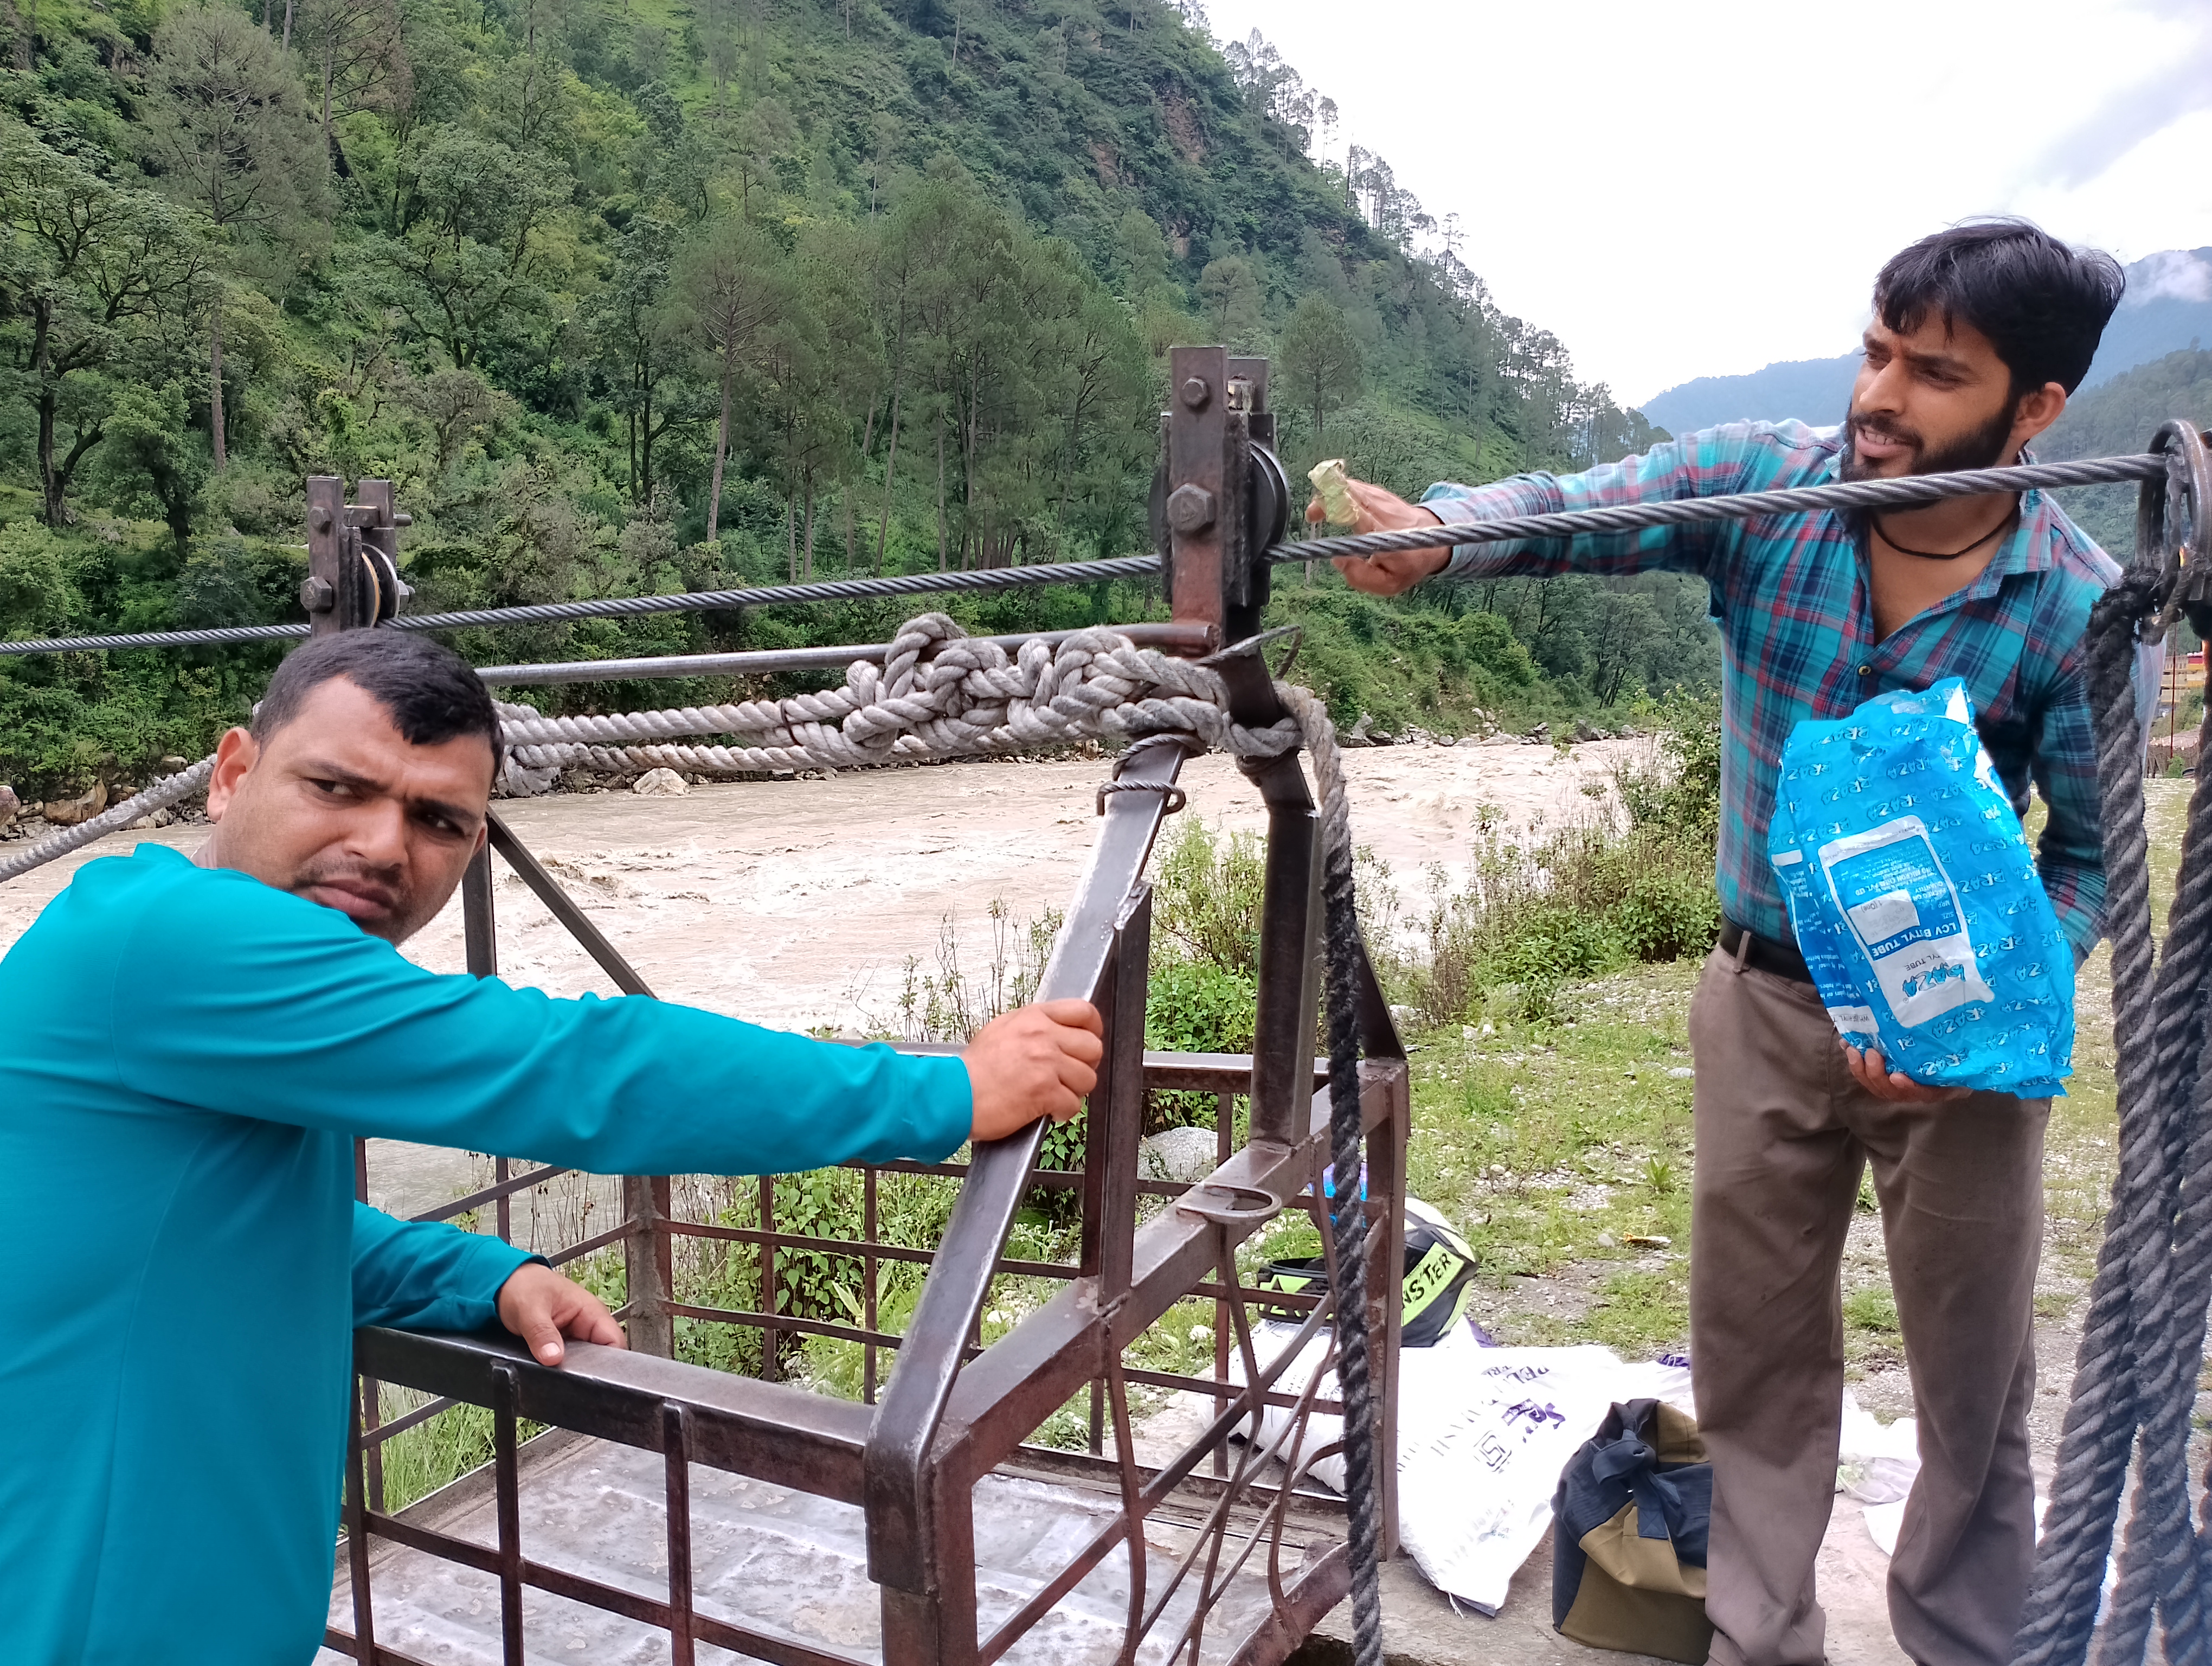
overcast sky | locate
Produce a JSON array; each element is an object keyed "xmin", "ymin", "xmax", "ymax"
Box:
[{"xmin": 1198, "ymin": 0, "xmax": 2212, "ymax": 407}]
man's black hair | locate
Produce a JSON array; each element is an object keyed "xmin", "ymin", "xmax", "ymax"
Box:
[
  {"xmin": 1874, "ymin": 219, "xmax": 2125, "ymax": 400},
  {"xmin": 252, "ymin": 629, "xmax": 501, "ymax": 760}
]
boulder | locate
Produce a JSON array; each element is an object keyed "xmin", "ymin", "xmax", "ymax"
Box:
[
  {"xmin": 1139, "ymin": 1126, "xmax": 1219, "ymax": 1186},
  {"xmin": 1342, "ymin": 713, "xmax": 1375, "ymax": 748},
  {"xmin": 0, "ymin": 784, "xmax": 16, "ymax": 829},
  {"xmin": 42, "ymin": 781, "xmax": 107, "ymax": 826},
  {"xmin": 1454, "ymin": 734, "xmax": 1484, "ymax": 748},
  {"xmin": 1525, "ymin": 722, "xmax": 1550, "ymax": 746},
  {"xmin": 1574, "ymin": 719, "xmax": 1603, "ymax": 743},
  {"xmin": 632, "ymin": 767, "xmax": 689, "ymax": 797}
]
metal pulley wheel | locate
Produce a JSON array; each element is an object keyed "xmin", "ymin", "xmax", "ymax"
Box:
[
  {"xmin": 359, "ymin": 540, "xmax": 410, "ymax": 626},
  {"xmin": 1151, "ymin": 441, "xmax": 1291, "ymax": 614},
  {"xmin": 2143, "ymin": 419, "xmax": 2212, "ymax": 633}
]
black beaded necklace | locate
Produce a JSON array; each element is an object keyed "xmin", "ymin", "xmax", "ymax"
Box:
[{"xmin": 1870, "ymin": 505, "xmax": 2020, "ymax": 561}]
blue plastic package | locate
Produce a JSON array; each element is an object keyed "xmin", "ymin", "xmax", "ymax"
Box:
[{"xmin": 1766, "ymin": 677, "xmax": 2074, "ymax": 1097}]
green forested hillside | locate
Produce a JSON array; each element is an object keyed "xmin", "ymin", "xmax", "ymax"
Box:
[
  {"xmin": 2040, "ymin": 347, "xmax": 2212, "ymax": 560},
  {"xmin": 0, "ymin": 0, "xmax": 1714, "ymax": 797}
]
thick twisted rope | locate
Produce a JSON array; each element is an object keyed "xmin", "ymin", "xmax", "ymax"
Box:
[
  {"xmin": 2095, "ymin": 684, "xmax": 2212, "ymax": 1666},
  {"xmin": 2014, "ymin": 574, "xmax": 2169, "ymax": 1666},
  {"xmin": 1279, "ymin": 681, "xmax": 1384, "ymax": 1666},
  {"xmin": 0, "ymin": 454, "xmax": 2165, "ymax": 659},
  {"xmin": 0, "ymin": 757, "xmax": 215, "ymax": 885},
  {"xmin": 497, "ymin": 613, "xmax": 1301, "ymax": 777}
]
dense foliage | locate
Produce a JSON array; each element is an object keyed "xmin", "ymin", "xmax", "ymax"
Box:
[
  {"xmin": 0, "ymin": 0, "xmax": 1718, "ymax": 796},
  {"xmin": 2039, "ymin": 345, "xmax": 2212, "ymax": 561}
]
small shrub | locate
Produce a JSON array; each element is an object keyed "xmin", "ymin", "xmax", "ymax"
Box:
[
  {"xmin": 1153, "ymin": 820, "xmax": 1265, "ymax": 979},
  {"xmin": 1842, "ymin": 1284, "xmax": 1899, "ymax": 1334}
]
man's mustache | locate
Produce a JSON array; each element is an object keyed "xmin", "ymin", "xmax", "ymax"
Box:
[{"xmin": 296, "ymin": 858, "xmax": 404, "ymax": 910}]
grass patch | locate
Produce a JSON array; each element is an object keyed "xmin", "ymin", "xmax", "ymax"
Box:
[{"xmin": 1843, "ymin": 1286, "xmax": 1900, "ymax": 1335}]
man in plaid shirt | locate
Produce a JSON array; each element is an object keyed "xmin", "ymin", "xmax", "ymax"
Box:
[{"xmin": 1318, "ymin": 221, "xmax": 2130, "ymax": 1666}]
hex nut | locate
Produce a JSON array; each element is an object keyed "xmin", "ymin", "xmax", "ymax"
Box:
[
  {"xmin": 1165, "ymin": 484, "xmax": 1217, "ymax": 534},
  {"xmin": 1179, "ymin": 376, "xmax": 1211, "ymax": 411},
  {"xmin": 300, "ymin": 576, "xmax": 336, "ymax": 612}
]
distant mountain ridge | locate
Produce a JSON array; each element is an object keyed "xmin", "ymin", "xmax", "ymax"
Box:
[{"xmin": 1638, "ymin": 247, "xmax": 2212, "ymax": 437}]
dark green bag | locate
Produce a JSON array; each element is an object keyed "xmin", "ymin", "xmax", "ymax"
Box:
[
  {"xmin": 1254, "ymin": 1198, "xmax": 1475, "ymax": 1347},
  {"xmin": 1551, "ymin": 1398, "xmax": 1714, "ymax": 1664}
]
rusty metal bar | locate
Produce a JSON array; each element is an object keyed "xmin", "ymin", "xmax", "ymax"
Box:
[
  {"xmin": 940, "ymin": 1063, "xmax": 1405, "ymax": 1479},
  {"xmin": 491, "ymin": 1362, "xmax": 525, "ymax": 1665},
  {"xmin": 664, "ymin": 1401, "xmax": 697, "ymax": 1666},
  {"xmin": 409, "ymin": 1163, "xmax": 570, "ymax": 1227},
  {"xmin": 485, "ymin": 815, "xmax": 681, "ymax": 1351},
  {"xmin": 545, "ymin": 1222, "xmax": 629, "ymax": 1268},
  {"xmin": 625, "ymin": 1175, "xmax": 674, "ymax": 1358},
  {"xmin": 1102, "ymin": 889, "xmax": 1151, "ymax": 1303},
  {"xmin": 484, "ymin": 812, "xmax": 655, "ymax": 997},
  {"xmin": 661, "ymin": 1219, "xmax": 1075, "ymax": 1283},
  {"xmin": 346, "ymin": 1377, "xmax": 378, "ymax": 1662},
  {"xmin": 353, "ymin": 1328, "xmax": 874, "ymax": 1503},
  {"xmin": 864, "ymin": 1166, "xmax": 880, "ymax": 1405},
  {"xmin": 305, "ymin": 476, "xmax": 344, "ymax": 636},
  {"xmin": 758, "ymin": 1172, "xmax": 780, "ymax": 1380},
  {"xmin": 459, "ymin": 848, "xmax": 513, "ymax": 1250},
  {"xmin": 861, "ymin": 739, "xmax": 1185, "ymax": 1595},
  {"xmin": 1215, "ymin": 1088, "xmax": 1235, "ymax": 1481},
  {"xmin": 664, "ymin": 1301, "xmax": 904, "ymax": 1352},
  {"xmin": 359, "ymin": 1506, "xmax": 874, "ymax": 1666},
  {"xmin": 357, "ymin": 1389, "xmax": 459, "ymax": 1449}
]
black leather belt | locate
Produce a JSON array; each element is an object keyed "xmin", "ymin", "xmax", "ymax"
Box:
[{"xmin": 1718, "ymin": 919, "xmax": 1814, "ymax": 985}]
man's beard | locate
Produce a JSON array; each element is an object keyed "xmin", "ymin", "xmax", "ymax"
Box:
[{"xmin": 1840, "ymin": 398, "xmax": 2019, "ymax": 482}]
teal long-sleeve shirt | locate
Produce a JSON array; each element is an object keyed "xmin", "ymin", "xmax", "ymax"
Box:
[{"xmin": 0, "ymin": 843, "xmax": 973, "ymax": 1664}]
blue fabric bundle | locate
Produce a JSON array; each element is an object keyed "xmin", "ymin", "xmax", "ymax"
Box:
[{"xmin": 1766, "ymin": 678, "xmax": 2073, "ymax": 1097}]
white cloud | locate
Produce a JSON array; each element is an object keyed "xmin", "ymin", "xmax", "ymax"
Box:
[
  {"xmin": 2124, "ymin": 249, "xmax": 2212, "ymax": 306},
  {"xmin": 1197, "ymin": 0, "xmax": 2212, "ymax": 406}
]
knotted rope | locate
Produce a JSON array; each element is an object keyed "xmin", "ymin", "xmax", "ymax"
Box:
[{"xmin": 493, "ymin": 612, "xmax": 1301, "ymax": 776}]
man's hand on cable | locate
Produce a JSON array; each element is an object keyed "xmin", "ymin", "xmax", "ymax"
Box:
[
  {"xmin": 1841, "ymin": 1043, "xmax": 1972, "ymax": 1106},
  {"xmin": 1304, "ymin": 476, "xmax": 1453, "ymax": 597},
  {"xmin": 497, "ymin": 1262, "xmax": 626, "ymax": 1366},
  {"xmin": 963, "ymin": 998, "xmax": 1105, "ymax": 1140}
]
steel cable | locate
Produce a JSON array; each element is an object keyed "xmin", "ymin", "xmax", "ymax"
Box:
[{"xmin": 0, "ymin": 454, "xmax": 2166, "ymax": 660}]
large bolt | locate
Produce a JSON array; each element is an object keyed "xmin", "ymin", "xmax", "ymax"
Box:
[
  {"xmin": 1180, "ymin": 376, "xmax": 1211, "ymax": 411},
  {"xmin": 300, "ymin": 576, "xmax": 335, "ymax": 613},
  {"xmin": 1165, "ymin": 483, "xmax": 1217, "ymax": 534}
]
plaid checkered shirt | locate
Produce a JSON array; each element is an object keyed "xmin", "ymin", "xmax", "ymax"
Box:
[{"xmin": 1424, "ymin": 420, "xmax": 2124, "ymax": 957}]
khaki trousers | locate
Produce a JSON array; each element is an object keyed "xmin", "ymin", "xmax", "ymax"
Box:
[{"xmin": 1687, "ymin": 945, "xmax": 2049, "ymax": 1666}]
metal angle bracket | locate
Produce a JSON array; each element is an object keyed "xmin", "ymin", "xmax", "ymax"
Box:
[
  {"xmin": 303, "ymin": 476, "xmax": 413, "ymax": 635},
  {"xmin": 1153, "ymin": 347, "xmax": 1290, "ymax": 652}
]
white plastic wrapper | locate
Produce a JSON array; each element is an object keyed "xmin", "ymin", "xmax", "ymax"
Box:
[{"xmin": 1232, "ymin": 1321, "xmax": 1693, "ymax": 1614}]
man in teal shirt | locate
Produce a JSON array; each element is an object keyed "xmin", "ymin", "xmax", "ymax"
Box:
[{"xmin": 0, "ymin": 629, "xmax": 1102, "ymax": 1664}]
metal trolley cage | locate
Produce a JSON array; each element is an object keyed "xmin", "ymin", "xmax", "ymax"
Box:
[{"xmin": 319, "ymin": 347, "xmax": 1411, "ymax": 1666}]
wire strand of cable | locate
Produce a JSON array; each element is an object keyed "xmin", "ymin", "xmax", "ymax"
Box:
[{"xmin": 0, "ymin": 453, "xmax": 2164, "ymax": 659}]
